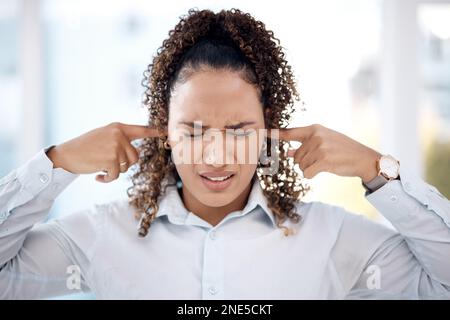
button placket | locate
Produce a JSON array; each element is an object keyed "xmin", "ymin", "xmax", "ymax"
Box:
[
  {"xmin": 202, "ymin": 229, "xmax": 224, "ymax": 299},
  {"xmin": 208, "ymin": 285, "xmax": 218, "ymax": 295}
]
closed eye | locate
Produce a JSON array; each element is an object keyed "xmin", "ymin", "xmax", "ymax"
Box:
[
  {"xmin": 227, "ymin": 131, "xmax": 253, "ymax": 137},
  {"xmin": 226, "ymin": 128, "xmax": 257, "ymax": 138},
  {"xmin": 184, "ymin": 133, "xmax": 203, "ymax": 139},
  {"xmin": 182, "ymin": 129, "xmax": 255, "ymax": 139}
]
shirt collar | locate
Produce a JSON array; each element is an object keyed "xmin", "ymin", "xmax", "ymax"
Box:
[{"xmin": 155, "ymin": 175, "xmax": 276, "ymax": 228}]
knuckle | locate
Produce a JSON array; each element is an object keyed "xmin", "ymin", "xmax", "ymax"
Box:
[
  {"xmin": 129, "ymin": 154, "xmax": 139, "ymax": 165},
  {"xmin": 306, "ymin": 167, "xmax": 317, "ymax": 179},
  {"xmin": 109, "ymin": 121, "xmax": 122, "ymax": 129},
  {"xmin": 108, "ymin": 123, "xmax": 125, "ymax": 136},
  {"xmin": 311, "ymin": 123, "xmax": 321, "ymax": 133},
  {"xmin": 303, "ymin": 169, "xmax": 311, "ymax": 179},
  {"xmin": 299, "ymin": 164, "xmax": 306, "ymax": 172},
  {"xmin": 110, "ymin": 127, "xmax": 123, "ymax": 139},
  {"xmin": 298, "ymin": 159, "xmax": 306, "ymax": 169}
]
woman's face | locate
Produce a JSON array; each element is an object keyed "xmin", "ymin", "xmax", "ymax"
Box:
[{"xmin": 168, "ymin": 68, "xmax": 266, "ymax": 208}]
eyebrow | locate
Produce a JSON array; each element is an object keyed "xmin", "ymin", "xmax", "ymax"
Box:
[{"xmin": 179, "ymin": 121, "xmax": 256, "ymax": 130}]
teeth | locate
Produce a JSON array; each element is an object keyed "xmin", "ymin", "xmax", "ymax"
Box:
[{"xmin": 203, "ymin": 175, "xmax": 232, "ymax": 181}]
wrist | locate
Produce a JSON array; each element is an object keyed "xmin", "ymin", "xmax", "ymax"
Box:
[
  {"xmin": 359, "ymin": 150, "xmax": 382, "ymax": 184},
  {"xmin": 361, "ymin": 153, "xmax": 401, "ymax": 193},
  {"xmin": 45, "ymin": 145, "xmax": 64, "ymax": 169}
]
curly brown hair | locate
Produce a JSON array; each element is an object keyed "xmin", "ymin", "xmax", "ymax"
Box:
[{"xmin": 127, "ymin": 8, "xmax": 310, "ymax": 237}]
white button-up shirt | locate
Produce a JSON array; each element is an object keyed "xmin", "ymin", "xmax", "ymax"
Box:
[{"xmin": 0, "ymin": 147, "xmax": 449, "ymax": 299}]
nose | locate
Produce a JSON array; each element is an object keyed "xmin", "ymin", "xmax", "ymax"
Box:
[
  {"xmin": 203, "ymin": 138, "xmax": 225, "ymax": 167},
  {"xmin": 202, "ymin": 130, "xmax": 230, "ymax": 167}
]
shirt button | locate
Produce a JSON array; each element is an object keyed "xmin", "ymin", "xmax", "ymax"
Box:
[
  {"xmin": 209, "ymin": 231, "xmax": 217, "ymax": 240},
  {"xmin": 404, "ymin": 182, "xmax": 412, "ymax": 192},
  {"xmin": 39, "ymin": 173, "xmax": 49, "ymax": 184},
  {"xmin": 390, "ymin": 195, "xmax": 397, "ymax": 202},
  {"xmin": 208, "ymin": 286, "xmax": 218, "ymax": 295}
]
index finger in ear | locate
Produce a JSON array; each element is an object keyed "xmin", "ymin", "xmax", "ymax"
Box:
[
  {"xmin": 268, "ymin": 126, "xmax": 311, "ymax": 142},
  {"xmin": 122, "ymin": 124, "xmax": 167, "ymax": 141}
]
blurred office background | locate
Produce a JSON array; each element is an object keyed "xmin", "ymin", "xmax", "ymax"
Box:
[{"xmin": 0, "ymin": 0, "xmax": 449, "ymax": 298}]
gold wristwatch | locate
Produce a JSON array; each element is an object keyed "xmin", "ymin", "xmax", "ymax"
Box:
[{"xmin": 362, "ymin": 154, "xmax": 400, "ymax": 193}]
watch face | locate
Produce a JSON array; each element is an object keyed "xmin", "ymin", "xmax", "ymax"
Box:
[{"xmin": 379, "ymin": 156, "xmax": 399, "ymax": 178}]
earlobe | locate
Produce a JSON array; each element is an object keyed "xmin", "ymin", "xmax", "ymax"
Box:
[{"xmin": 159, "ymin": 138, "xmax": 171, "ymax": 150}]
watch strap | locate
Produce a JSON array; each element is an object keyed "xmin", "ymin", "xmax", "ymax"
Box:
[{"xmin": 362, "ymin": 173, "xmax": 389, "ymax": 193}]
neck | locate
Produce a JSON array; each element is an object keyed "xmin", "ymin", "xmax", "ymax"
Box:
[{"xmin": 180, "ymin": 180, "xmax": 253, "ymax": 226}]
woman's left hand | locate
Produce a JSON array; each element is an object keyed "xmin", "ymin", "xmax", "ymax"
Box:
[{"xmin": 272, "ymin": 124, "xmax": 382, "ymax": 183}]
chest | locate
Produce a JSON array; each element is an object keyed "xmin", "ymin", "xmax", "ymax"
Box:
[{"xmin": 86, "ymin": 225, "xmax": 343, "ymax": 299}]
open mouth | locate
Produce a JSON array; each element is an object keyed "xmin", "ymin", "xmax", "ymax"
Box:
[
  {"xmin": 199, "ymin": 173, "xmax": 236, "ymax": 191},
  {"xmin": 200, "ymin": 174, "xmax": 234, "ymax": 181}
]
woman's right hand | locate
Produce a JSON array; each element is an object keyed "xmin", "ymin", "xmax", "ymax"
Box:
[{"xmin": 46, "ymin": 122, "xmax": 165, "ymax": 183}]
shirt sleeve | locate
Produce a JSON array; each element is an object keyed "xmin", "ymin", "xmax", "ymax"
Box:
[
  {"xmin": 331, "ymin": 164, "xmax": 450, "ymax": 299},
  {"xmin": 0, "ymin": 147, "xmax": 98, "ymax": 299}
]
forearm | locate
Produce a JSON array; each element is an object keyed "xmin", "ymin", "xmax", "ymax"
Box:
[
  {"xmin": 0, "ymin": 147, "xmax": 79, "ymax": 265},
  {"xmin": 365, "ymin": 164, "xmax": 450, "ymax": 285}
]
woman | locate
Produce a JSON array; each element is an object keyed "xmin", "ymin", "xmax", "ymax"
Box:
[{"xmin": 0, "ymin": 8, "xmax": 449, "ymax": 299}]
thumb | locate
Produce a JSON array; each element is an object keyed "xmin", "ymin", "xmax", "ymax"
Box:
[{"xmin": 95, "ymin": 172, "xmax": 113, "ymax": 183}]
